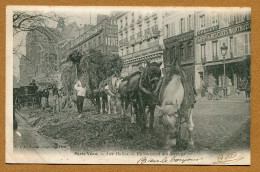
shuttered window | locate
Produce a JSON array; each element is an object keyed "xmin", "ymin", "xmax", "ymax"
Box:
[
  {"xmin": 212, "ymin": 41, "xmax": 218, "ymax": 60},
  {"xmin": 181, "ymin": 18, "xmax": 185, "ymax": 33},
  {"xmin": 230, "ymin": 37, "xmax": 234, "ymax": 58},
  {"xmin": 234, "ymin": 36, "xmax": 238, "ymax": 57}
]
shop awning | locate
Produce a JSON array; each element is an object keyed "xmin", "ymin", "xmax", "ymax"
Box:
[{"xmin": 203, "ymin": 55, "xmax": 250, "ymax": 67}]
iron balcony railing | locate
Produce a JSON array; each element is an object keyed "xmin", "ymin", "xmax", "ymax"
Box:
[{"xmin": 119, "ymin": 38, "xmax": 129, "ymax": 47}]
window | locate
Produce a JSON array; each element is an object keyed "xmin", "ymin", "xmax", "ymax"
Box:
[
  {"xmin": 201, "ymin": 44, "xmax": 206, "ymax": 61},
  {"xmin": 108, "ymin": 38, "xmax": 111, "ymax": 45},
  {"xmin": 133, "ymin": 45, "xmax": 135, "ymax": 53},
  {"xmin": 200, "ymin": 15, "xmax": 206, "ymax": 29},
  {"xmin": 212, "ymin": 13, "xmax": 218, "ymax": 26},
  {"xmin": 165, "ymin": 24, "xmax": 169, "ymax": 38},
  {"xmin": 212, "ymin": 41, "xmax": 218, "ymax": 60},
  {"xmin": 125, "ymin": 17, "xmax": 128, "ymax": 26},
  {"xmin": 120, "ymin": 20, "xmax": 123, "ymax": 28},
  {"xmin": 139, "ymin": 42, "xmax": 143, "ymax": 50},
  {"xmin": 180, "ymin": 44, "xmax": 185, "ymax": 60},
  {"xmin": 116, "ymin": 38, "xmax": 118, "ymax": 46},
  {"xmin": 187, "ymin": 42, "xmax": 192, "ymax": 58},
  {"xmin": 126, "ymin": 47, "xmax": 129, "ymax": 54},
  {"xmin": 230, "ymin": 37, "xmax": 233, "ymax": 58},
  {"xmin": 181, "ymin": 18, "xmax": 185, "ymax": 33},
  {"xmin": 188, "ymin": 15, "xmax": 192, "ymax": 31},
  {"xmin": 99, "ymin": 36, "xmax": 101, "ymax": 44}
]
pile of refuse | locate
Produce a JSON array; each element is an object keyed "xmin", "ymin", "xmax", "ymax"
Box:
[{"xmin": 36, "ymin": 111, "xmax": 163, "ymax": 151}]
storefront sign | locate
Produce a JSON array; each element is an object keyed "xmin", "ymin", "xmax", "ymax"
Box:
[
  {"xmin": 163, "ymin": 31, "xmax": 194, "ymax": 44},
  {"xmin": 196, "ymin": 21, "xmax": 251, "ymax": 44},
  {"xmin": 197, "ymin": 25, "xmax": 219, "ymax": 36}
]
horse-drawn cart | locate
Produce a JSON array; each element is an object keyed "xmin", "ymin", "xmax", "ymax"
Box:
[{"xmin": 13, "ymin": 85, "xmax": 39, "ymax": 109}]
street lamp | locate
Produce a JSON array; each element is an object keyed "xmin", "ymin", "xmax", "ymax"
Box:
[{"xmin": 221, "ymin": 43, "xmax": 228, "ymax": 99}]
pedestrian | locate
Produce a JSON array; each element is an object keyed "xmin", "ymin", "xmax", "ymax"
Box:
[
  {"xmin": 53, "ymin": 84, "xmax": 60, "ymax": 113},
  {"xmin": 74, "ymin": 79, "xmax": 86, "ymax": 118}
]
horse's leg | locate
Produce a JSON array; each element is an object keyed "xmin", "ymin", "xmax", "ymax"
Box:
[
  {"xmin": 120, "ymin": 98, "xmax": 125, "ymax": 116},
  {"xmin": 184, "ymin": 108, "xmax": 194, "ymax": 148},
  {"xmin": 113, "ymin": 96, "xmax": 117, "ymax": 115},
  {"xmin": 107, "ymin": 95, "xmax": 111, "ymax": 115},
  {"xmin": 100, "ymin": 96, "xmax": 103, "ymax": 114},
  {"xmin": 132, "ymin": 102, "xmax": 138, "ymax": 124},
  {"xmin": 137, "ymin": 91, "xmax": 146, "ymax": 131},
  {"xmin": 149, "ymin": 105, "xmax": 155, "ymax": 131}
]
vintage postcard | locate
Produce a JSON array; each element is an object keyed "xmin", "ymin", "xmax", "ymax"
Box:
[{"xmin": 6, "ymin": 6, "xmax": 251, "ymax": 165}]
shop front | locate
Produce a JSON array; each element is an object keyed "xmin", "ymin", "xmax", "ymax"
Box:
[
  {"xmin": 203, "ymin": 56, "xmax": 250, "ymax": 95},
  {"xmin": 163, "ymin": 30, "xmax": 195, "ymax": 85}
]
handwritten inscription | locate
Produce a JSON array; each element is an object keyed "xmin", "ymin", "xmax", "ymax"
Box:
[
  {"xmin": 137, "ymin": 157, "xmax": 202, "ymax": 164},
  {"xmin": 213, "ymin": 152, "xmax": 244, "ymax": 165}
]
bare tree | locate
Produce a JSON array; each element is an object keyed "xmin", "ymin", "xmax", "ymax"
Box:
[{"xmin": 13, "ymin": 11, "xmax": 64, "ymax": 61}]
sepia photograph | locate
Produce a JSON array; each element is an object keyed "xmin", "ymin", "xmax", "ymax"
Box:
[{"xmin": 6, "ymin": 6, "xmax": 251, "ymax": 165}]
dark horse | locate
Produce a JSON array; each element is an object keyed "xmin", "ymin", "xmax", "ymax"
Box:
[{"xmin": 118, "ymin": 61, "xmax": 162, "ymax": 131}]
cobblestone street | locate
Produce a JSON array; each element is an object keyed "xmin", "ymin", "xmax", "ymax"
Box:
[{"xmin": 14, "ymin": 94, "xmax": 250, "ymax": 153}]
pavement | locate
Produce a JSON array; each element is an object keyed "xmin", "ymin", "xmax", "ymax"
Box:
[{"xmin": 13, "ymin": 110, "xmax": 70, "ymax": 151}]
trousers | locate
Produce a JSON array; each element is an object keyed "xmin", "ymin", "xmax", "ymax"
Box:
[{"xmin": 76, "ymin": 96, "xmax": 84, "ymax": 113}]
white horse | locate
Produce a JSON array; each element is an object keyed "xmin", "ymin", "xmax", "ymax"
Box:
[
  {"xmin": 100, "ymin": 76, "xmax": 121, "ymax": 115},
  {"xmin": 156, "ymin": 74, "xmax": 194, "ymax": 149}
]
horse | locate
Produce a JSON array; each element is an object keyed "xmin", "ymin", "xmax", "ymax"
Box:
[
  {"xmin": 156, "ymin": 58, "xmax": 196, "ymax": 149},
  {"xmin": 99, "ymin": 74, "xmax": 121, "ymax": 115},
  {"xmin": 118, "ymin": 61, "xmax": 162, "ymax": 131}
]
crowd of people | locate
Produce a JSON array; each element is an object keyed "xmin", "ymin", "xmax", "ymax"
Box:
[{"xmin": 28, "ymin": 77, "xmax": 88, "ymax": 117}]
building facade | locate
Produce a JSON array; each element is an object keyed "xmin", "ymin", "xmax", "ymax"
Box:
[
  {"xmin": 20, "ymin": 19, "xmax": 79, "ymax": 86},
  {"xmin": 115, "ymin": 12, "xmax": 164, "ymax": 77},
  {"xmin": 194, "ymin": 9, "xmax": 251, "ymax": 95},
  {"xmin": 163, "ymin": 11, "xmax": 196, "ymax": 86},
  {"xmin": 70, "ymin": 16, "xmax": 118, "ymax": 57}
]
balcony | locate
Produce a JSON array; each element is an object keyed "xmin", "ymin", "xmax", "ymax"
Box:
[
  {"xmin": 130, "ymin": 23, "xmax": 134, "ymax": 29},
  {"xmin": 144, "ymin": 15, "xmax": 150, "ymax": 23},
  {"xmin": 124, "ymin": 23, "xmax": 128, "ymax": 30},
  {"xmin": 122, "ymin": 45, "xmax": 162, "ymax": 60},
  {"xmin": 145, "ymin": 28, "xmax": 151, "ymax": 35},
  {"xmin": 137, "ymin": 18, "xmax": 142, "ymax": 25},
  {"xmin": 119, "ymin": 26, "xmax": 123, "ymax": 33},
  {"xmin": 119, "ymin": 38, "xmax": 129, "ymax": 47},
  {"xmin": 152, "ymin": 12, "xmax": 157, "ymax": 19}
]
